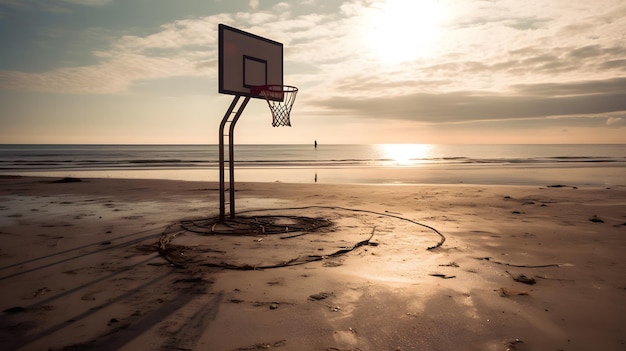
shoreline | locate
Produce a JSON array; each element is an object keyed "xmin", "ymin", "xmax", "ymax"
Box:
[
  {"xmin": 2, "ymin": 161, "xmax": 625, "ymax": 187},
  {"xmin": 1, "ymin": 176, "xmax": 625, "ymax": 350}
]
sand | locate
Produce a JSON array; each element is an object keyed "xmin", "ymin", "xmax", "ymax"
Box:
[{"xmin": 0, "ymin": 176, "xmax": 624, "ymax": 351}]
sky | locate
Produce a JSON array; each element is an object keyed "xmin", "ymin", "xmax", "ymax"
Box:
[{"xmin": 1, "ymin": 0, "xmax": 625, "ymax": 144}]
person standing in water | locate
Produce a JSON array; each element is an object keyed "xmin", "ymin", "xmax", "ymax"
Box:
[{"xmin": 314, "ymin": 140, "xmax": 317, "ymax": 149}]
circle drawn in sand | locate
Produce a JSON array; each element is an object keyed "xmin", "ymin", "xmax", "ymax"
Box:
[{"xmin": 153, "ymin": 206, "xmax": 444, "ymax": 270}]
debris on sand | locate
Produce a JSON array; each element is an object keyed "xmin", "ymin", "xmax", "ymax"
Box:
[
  {"xmin": 506, "ymin": 271, "xmax": 536, "ymax": 285},
  {"xmin": 308, "ymin": 292, "xmax": 333, "ymax": 301},
  {"xmin": 476, "ymin": 256, "xmax": 562, "ymax": 268},
  {"xmin": 30, "ymin": 287, "xmax": 51, "ymax": 298},
  {"xmin": 49, "ymin": 177, "xmax": 82, "ymax": 183},
  {"xmin": 327, "ymin": 305, "xmax": 341, "ymax": 312},
  {"xmin": 439, "ymin": 262, "xmax": 459, "ymax": 267},
  {"xmin": 234, "ymin": 339, "xmax": 287, "ymax": 350},
  {"xmin": 505, "ymin": 338, "xmax": 527, "ymax": 351},
  {"xmin": 499, "ymin": 287, "xmax": 529, "ymax": 297},
  {"xmin": 3, "ymin": 306, "xmax": 26, "ymax": 314},
  {"xmin": 429, "ymin": 273, "xmax": 456, "ymax": 279},
  {"xmin": 589, "ymin": 215, "xmax": 604, "ymax": 223}
]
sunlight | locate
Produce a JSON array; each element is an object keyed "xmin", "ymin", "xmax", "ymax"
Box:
[
  {"xmin": 378, "ymin": 144, "xmax": 433, "ymax": 166},
  {"xmin": 365, "ymin": 0, "xmax": 446, "ymax": 64}
]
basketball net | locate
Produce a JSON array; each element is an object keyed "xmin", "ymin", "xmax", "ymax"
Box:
[{"xmin": 253, "ymin": 85, "xmax": 298, "ymax": 127}]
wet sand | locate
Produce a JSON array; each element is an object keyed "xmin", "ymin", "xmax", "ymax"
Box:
[{"xmin": 0, "ymin": 176, "xmax": 624, "ymax": 350}]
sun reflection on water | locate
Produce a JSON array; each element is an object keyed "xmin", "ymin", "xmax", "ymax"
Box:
[{"xmin": 377, "ymin": 144, "xmax": 434, "ymax": 166}]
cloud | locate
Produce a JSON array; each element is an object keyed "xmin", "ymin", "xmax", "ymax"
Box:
[
  {"xmin": 315, "ymin": 78, "xmax": 626, "ymax": 124},
  {"xmin": 0, "ymin": 0, "xmax": 111, "ymax": 13},
  {"xmin": 607, "ymin": 116, "xmax": 624, "ymax": 127},
  {"xmin": 0, "ymin": 0, "xmax": 68, "ymax": 13},
  {"xmin": 0, "ymin": 14, "xmax": 226, "ymax": 94},
  {"xmin": 0, "ymin": 55, "xmax": 197, "ymax": 94},
  {"xmin": 511, "ymin": 77, "xmax": 626, "ymax": 96},
  {"xmin": 1, "ymin": 0, "xmax": 625, "ymax": 108},
  {"xmin": 60, "ymin": 0, "xmax": 112, "ymax": 6}
]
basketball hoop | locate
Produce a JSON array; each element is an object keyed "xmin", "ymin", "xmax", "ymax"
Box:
[{"xmin": 251, "ymin": 85, "xmax": 298, "ymax": 127}]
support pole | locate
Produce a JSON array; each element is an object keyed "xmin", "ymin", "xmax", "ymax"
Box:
[
  {"xmin": 218, "ymin": 95, "xmax": 250, "ymax": 221},
  {"xmin": 228, "ymin": 96, "xmax": 250, "ymax": 218},
  {"xmin": 218, "ymin": 96, "xmax": 240, "ymax": 221}
]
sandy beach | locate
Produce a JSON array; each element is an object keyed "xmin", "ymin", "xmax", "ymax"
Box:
[{"xmin": 0, "ymin": 176, "xmax": 624, "ymax": 350}]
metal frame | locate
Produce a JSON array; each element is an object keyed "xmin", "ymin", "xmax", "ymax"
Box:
[
  {"xmin": 218, "ymin": 95, "xmax": 251, "ymax": 221},
  {"xmin": 216, "ymin": 24, "xmax": 287, "ymax": 221}
]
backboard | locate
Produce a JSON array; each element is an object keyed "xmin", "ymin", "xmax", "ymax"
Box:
[{"xmin": 218, "ymin": 24, "xmax": 283, "ymax": 99}]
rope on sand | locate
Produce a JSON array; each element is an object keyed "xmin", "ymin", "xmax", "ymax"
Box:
[
  {"xmin": 475, "ymin": 256, "xmax": 564, "ymax": 268},
  {"xmin": 154, "ymin": 206, "xmax": 445, "ymax": 270},
  {"xmin": 235, "ymin": 206, "xmax": 446, "ymax": 250}
]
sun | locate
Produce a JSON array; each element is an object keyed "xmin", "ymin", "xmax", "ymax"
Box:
[
  {"xmin": 365, "ymin": 0, "xmax": 446, "ymax": 64},
  {"xmin": 378, "ymin": 144, "xmax": 433, "ymax": 166}
]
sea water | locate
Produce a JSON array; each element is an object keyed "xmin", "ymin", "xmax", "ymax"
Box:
[{"xmin": 0, "ymin": 144, "xmax": 624, "ymax": 186}]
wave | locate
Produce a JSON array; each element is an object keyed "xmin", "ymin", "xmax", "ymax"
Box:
[
  {"xmin": 1, "ymin": 156, "xmax": 624, "ymax": 172},
  {"xmin": 1, "ymin": 144, "xmax": 625, "ymax": 173}
]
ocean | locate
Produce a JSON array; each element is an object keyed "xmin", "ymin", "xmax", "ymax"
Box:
[{"xmin": 0, "ymin": 144, "xmax": 624, "ymax": 186}]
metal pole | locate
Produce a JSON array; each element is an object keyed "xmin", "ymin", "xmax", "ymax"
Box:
[
  {"xmin": 218, "ymin": 96, "xmax": 240, "ymax": 222},
  {"xmin": 228, "ymin": 96, "xmax": 250, "ymax": 219}
]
